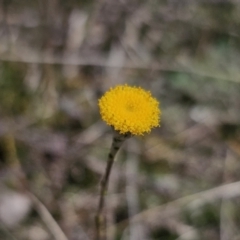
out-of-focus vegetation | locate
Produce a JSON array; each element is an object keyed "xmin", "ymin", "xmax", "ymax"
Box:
[{"xmin": 0, "ymin": 0, "xmax": 240, "ymax": 240}]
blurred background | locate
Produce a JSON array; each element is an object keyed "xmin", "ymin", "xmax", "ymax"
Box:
[{"xmin": 0, "ymin": 0, "xmax": 240, "ymax": 239}]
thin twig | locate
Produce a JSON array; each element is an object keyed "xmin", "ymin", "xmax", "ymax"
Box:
[
  {"xmin": 109, "ymin": 180, "xmax": 240, "ymax": 235},
  {"xmin": 2, "ymin": 130, "xmax": 69, "ymax": 240},
  {"xmin": 95, "ymin": 131, "xmax": 130, "ymax": 240},
  {"xmin": 28, "ymin": 192, "xmax": 69, "ymax": 240},
  {"xmin": 1, "ymin": 52, "xmax": 240, "ymax": 84},
  {"xmin": 125, "ymin": 139, "xmax": 147, "ymax": 240}
]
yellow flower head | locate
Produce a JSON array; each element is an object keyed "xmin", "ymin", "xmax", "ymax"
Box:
[{"xmin": 98, "ymin": 85, "xmax": 161, "ymax": 135}]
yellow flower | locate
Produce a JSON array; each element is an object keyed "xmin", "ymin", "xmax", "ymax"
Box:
[{"xmin": 98, "ymin": 85, "xmax": 161, "ymax": 135}]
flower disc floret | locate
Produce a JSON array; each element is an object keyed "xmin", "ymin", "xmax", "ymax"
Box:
[{"xmin": 98, "ymin": 85, "xmax": 161, "ymax": 135}]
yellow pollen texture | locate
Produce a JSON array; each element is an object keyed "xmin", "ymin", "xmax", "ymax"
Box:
[{"xmin": 98, "ymin": 85, "xmax": 161, "ymax": 135}]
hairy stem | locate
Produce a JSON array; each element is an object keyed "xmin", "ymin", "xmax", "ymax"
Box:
[{"xmin": 95, "ymin": 131, "xmax": 130, "ymax": 240}]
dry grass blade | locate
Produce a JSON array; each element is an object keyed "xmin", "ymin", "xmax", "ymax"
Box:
[
  {"xmin": 28, "ymin": 193, "xmax": 69, "ymax": 240},
  {"xmin": 109, "ymin": 180, "xmax": 240, "ymax": 235}
]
